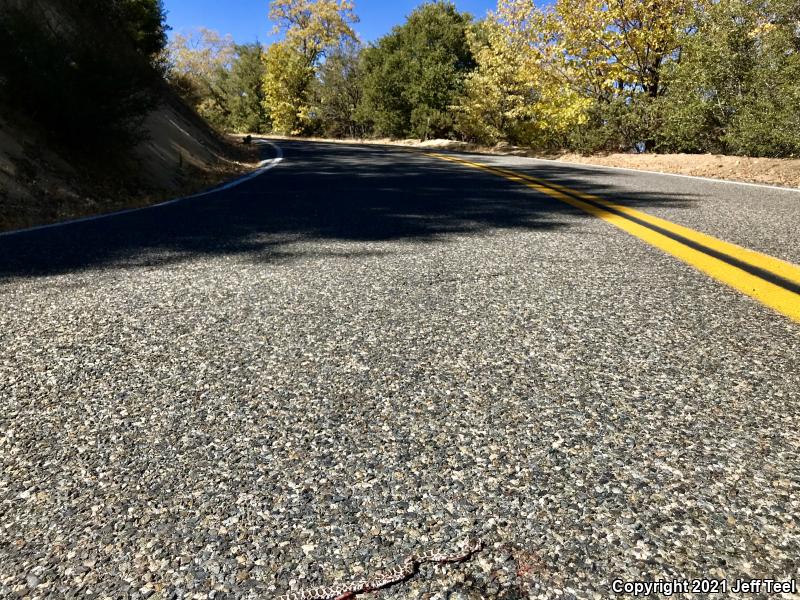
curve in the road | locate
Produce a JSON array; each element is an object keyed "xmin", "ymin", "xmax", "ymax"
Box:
[{"xmin": 0, "ymin": 140, "xmax": 283, "ymax": 239}]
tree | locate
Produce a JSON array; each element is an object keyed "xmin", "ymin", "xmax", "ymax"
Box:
[
  {"xmin": 0, "ymin": 0, "xmax": 164, "ymax": 149},
  {"xmin": 551, "ymin": 0, "xmax": 696, "ymax": 99},
  {"xmin": 659, "ymin": 0, "xmax": 800, "ymax": 156},
  {"xmin": 262, "ymin": 41, "xmax": 315, "ymax": 134},
  {"xmin": 269, "ymin": 0, "xmax": 359, "ymax": 65},
  {"xmin": 167, "ymin": 28, "xmax": 236, "ymax": 127},
  {"xmin": 312, "ymin": 41, "xmax": 366, "ymax": 138},
  {"xmin": 224, "ymin": 44, "xmax": 270, "ymax": 133},
  {"xmin": 466, "ymin": 0, "xmax": 593, "ymax": 149},
  {"xmin": 491, "ymin": 0, "xmax": 697, "ymax": 151},
  {"xmin": 263, "ymin": 0, "xmax": 360, "ymax": 135},
  {"xmin": 168, "ymin": 32, "xmax": 272, "ymax": 132},
  {"xmin": 115, "ymin": 0, "xmax": 170, "ymax": 64},
  {"xmin": 454, "ymin": 20, "xmax": 538, "ymax": 144},
  {"xmin": 359, "ymin": 1, "xmax": 476, "ymax": 139},
  {"xmin": 730, "ymin": 0, "xmax": 800, "ymax": 156}
]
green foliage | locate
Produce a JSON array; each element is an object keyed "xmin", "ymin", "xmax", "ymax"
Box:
[
  {"xmin": 116, "ymin": 0, "xmax": 170, "ymax": 63},
  {"xmin": 261, "ymin": 0, "xmax": 359, "ymax": 136},
  {"xmin": 0, "ymin": 0, "xmax": 165, "ymax": 149},
  {"xmin": 224, "ymin": 44, "xmax": 270, "ymax": 133},
  {"xmin": 657, "ymin": 0, "xmax": 757, "ymax": 153},
  {"xmin": 168, "ymin": 31, "xmax": 270, "ymax": 133},
  {"xmin": 311, "ymin": 42, "xmax": 367, "ymax": 138},
  {"xmin": 727, "ymin": 72, "xmax": 800, "ymax": 157},
  {"xmin": 721, "ymin": 0, "xmax": 800, "ymax": 156},
  {"xmin": 567, "ymin": 97, "xmax": 660, "ymax": 154},
  {"xmin": 658, "ymin": 0, "xmax": 800, "ymax": 156},
  {"xmin": 154, "ymin": 0, "xmax": 800, "ymax": 158},
  {"xmin": 359, "ymin": 1, "xmax": 476, "ymax": 139}
]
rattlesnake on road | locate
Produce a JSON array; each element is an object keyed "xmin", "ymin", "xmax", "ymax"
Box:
[{"xmin": 277, "ymin": 538, "xmax": 483, "ymax": 600}]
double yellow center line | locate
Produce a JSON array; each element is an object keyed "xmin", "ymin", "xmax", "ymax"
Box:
[{"xmin": 425, "ymin": 152, "xmax": 800, "ymax": 323}]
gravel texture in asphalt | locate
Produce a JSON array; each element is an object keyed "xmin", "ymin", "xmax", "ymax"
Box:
[
  {"xmin": 1, "ymin": 140, "xmax": 798, "ymax": 599},
  {"xmin": 480, "ymin": 154, "xmax": 800, "ymax": 265}
]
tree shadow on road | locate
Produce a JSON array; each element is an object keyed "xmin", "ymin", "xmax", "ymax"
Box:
[{"xmin": 0, "ymin": 140, "xmax": 701, "ymax": 279}]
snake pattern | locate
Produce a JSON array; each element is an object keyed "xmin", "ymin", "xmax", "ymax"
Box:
[{"xmin": 277, "ymin": 538, "xmax": 482, "ymax": 600}]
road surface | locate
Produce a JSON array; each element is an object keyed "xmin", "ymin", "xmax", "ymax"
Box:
[{"xmin": 1, "ymin": 140, "xmax": 798, "ymax": 599}]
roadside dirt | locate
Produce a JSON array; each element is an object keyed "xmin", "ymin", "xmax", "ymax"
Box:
[
  {"xmin": 551, "ymin": 151, "xmax": 800, "ymax": 188},
  {"xmin": 0, "ymin": 94, "xmax": 260, "ymax": 233},
  {"xmin": 268, "ymin": 135, "xmax": 800, "ymax": 189}
]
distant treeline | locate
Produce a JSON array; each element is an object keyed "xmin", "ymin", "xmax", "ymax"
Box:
[
  {"xmin": 3, "ymin": 0, "xmax": 795, "ymax": 158},
  {"xmin": 169, "ymin": 0, "xmax": 800, "ymax": 157},
  {"xmin": 0, "ymin": 0, "xmax": 168, "ymax": 149}
]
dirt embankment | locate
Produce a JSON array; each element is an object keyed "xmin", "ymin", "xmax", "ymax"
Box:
[
  {"xmin": 0, "ymin": 92, "xmax": 260, "ymax": 233},
  {"xmin": 269, "ymin": 135, "xmax": 800, "ymax": 189},
  {"xmin": 541, "ymin": 152, "xmax": 800, "ymax": 188}
]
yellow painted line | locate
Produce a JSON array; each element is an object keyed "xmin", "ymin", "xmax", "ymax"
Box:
[
  {"xmin": 425, "ymin": 152, "xmax": 800, "ymax": 323},
  {"xmin": 493, "ymin": 166, "xmax": 800, "ymax": 287}
]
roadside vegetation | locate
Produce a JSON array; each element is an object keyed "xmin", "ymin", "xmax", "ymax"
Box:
[
  {"xmin": 1, "ymin": 0, "xmax": 798, "ymax": 233},
  {"xmin": 168, "ymin": 0, "xmax": 800, "ymax": 158},
  {"xmin": 0, "ymin": 0, "xmax": 257, "ymax": 232},
  {"xmin": 0, "ymin": 0, "xmax": 169, "ymax": 151}
]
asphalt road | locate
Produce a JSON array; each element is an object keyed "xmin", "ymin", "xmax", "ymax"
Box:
[{"xmin": 1, "ymin": 140, "xmax": 798, "ymax": 599}]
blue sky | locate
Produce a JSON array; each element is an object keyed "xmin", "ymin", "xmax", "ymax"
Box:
[{"xmin": 163, "ymin": 0, "xmax": 500, "ymax": 45}]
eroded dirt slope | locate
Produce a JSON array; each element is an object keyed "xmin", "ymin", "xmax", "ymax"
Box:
[{"xmin": 0, "ymin": 92, "xmax": 257, "ymax": 232}]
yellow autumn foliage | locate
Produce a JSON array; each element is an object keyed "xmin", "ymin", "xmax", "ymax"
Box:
[
  {"xmin": 269, "ymin": 0, "xmax": 358, "ymax": 65},
  {"xmin": 262, "ymin": 0, "xmax": 358, "ymax": 135},
  {"xmin": 457, "ymin": 0, "xmax": 701, "ymax": 146},
  {"xmin": 455, "ymin": 20, "xmax": 536, "ymax": 144},
  {"xmin": 262, "ymin": 41, "xmax": 314, "ymax": 135}
]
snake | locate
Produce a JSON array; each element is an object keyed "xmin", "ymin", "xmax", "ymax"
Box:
[{"xmin": 277, "ymin": 538, "xmax": 483, "ymax": 600}]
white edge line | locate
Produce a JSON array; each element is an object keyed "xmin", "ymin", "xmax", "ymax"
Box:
[
  {"xmin": 271, "ymin": 137, "xmax": 800, "ymax": 194},
  {"xmin": 0, "ymin": 139, "xmax": 284, "ymax": 238},
  {"xmin": 473, "ymin": 153, "xmax": 800, "ymax": 194}
]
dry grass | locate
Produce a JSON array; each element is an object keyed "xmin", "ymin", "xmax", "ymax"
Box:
[{"xmin": 0, "ymin": 100, "xmax": 261, "ymax": 233}]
